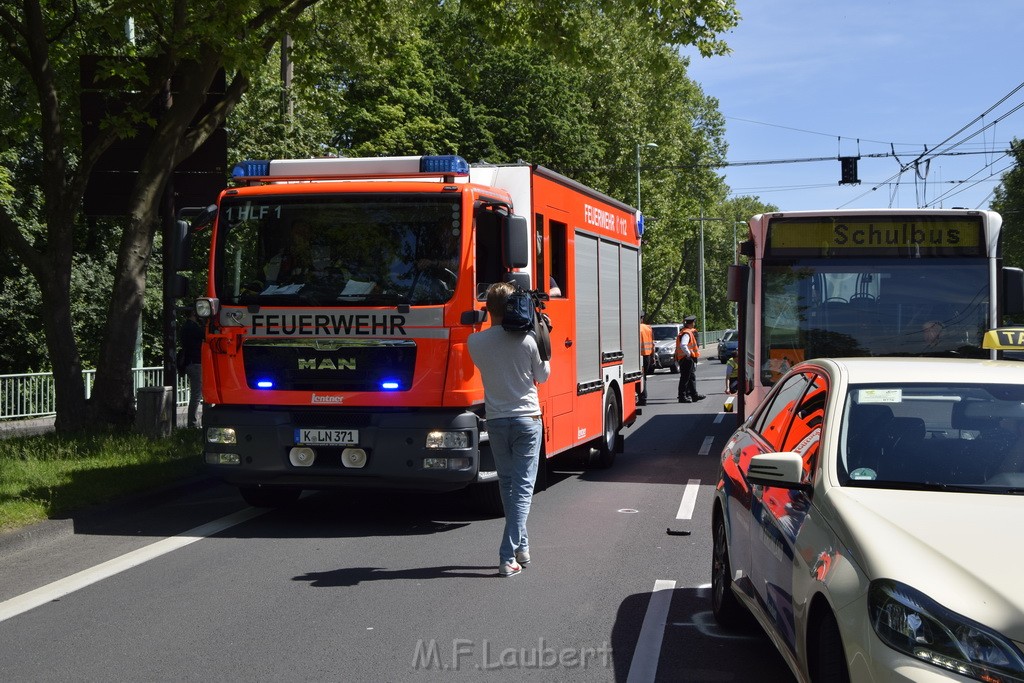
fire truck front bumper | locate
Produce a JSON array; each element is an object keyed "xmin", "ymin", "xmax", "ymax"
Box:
[{"xmin": 202, "ymin": 405, "xmax": 484, "ymax": 492}]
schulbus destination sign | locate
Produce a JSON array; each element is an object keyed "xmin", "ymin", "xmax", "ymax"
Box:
[{"xmin": 767, "ymin": 217, "xmax": 984, "ymax": 257}]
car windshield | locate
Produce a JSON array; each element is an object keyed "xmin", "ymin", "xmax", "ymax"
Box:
[
  {"xmin": 840, "ymin": 383, "xmax": 1024, "ymax": 493},
  {"xmin": 214, "ymin": 194, "xmax": 461, "ymax": 307},
  {"xmin": 653, "ymin": 327, "xmax": 678, "ymax": 341},
  {"xmin": 722, "ymin": 331, "xmax": 736, "ymax": 343}
]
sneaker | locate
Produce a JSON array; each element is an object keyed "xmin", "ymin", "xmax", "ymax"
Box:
[
  {"xmin": 515, "ymin": 549, "xmax": 531, "ymax": 565},
  {"xmin": 692, "ymin": 394, "xmax": 706, "ymax": 401},
  {"xmin": 678, "ymin": 397, "xmax": 692, "ymax": 403},
  {"xmin": 499, "ymin": 560, "xmax": 522, "ymax": 577}
]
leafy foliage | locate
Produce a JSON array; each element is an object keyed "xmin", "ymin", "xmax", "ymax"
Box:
[{"xmin": 993, "ymin": 139, "xmax": 1024, "ymax": 272}]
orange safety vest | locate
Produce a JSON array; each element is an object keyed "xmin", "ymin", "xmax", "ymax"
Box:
[
  {"xmin": 675, "ymin": 325, "xmax": 701, "ymax": 360},
  {"xmin": 640, "ymin": 323, "xmax": 654, "ymax": 356}
]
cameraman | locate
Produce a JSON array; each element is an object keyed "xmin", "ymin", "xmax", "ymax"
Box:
[{"xmin": 468, "ymin": 281, "xmax": 551, "ymax": 577}]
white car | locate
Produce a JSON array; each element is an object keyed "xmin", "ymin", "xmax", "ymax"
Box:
[{"xmin": 712, "ymin": 356, "xmax": 1024, "ymax": 683}]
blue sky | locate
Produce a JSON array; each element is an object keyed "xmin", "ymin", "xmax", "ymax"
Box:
[{"xmin": 681, "ymin": 1, "xmax": 1024, "ymax": 212}]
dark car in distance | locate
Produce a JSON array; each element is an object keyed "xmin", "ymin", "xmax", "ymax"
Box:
[{"xmin": 717, "ymin": 329, "xmax": 737, "ymax": 364}]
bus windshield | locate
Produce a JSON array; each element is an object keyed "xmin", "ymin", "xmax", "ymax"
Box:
[
  {"xmin": 214, "ymin": 194, "xmax": 461, "ymax": 307},
  {"xmin": 761, "ymin": 259, "xmax": 989, "ymax": 385}
]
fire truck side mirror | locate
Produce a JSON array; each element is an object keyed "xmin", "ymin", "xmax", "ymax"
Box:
[
  {"xmin": 171, "ymin": 274, "xmax": 190, "ymax": 299},
  {"xmin": 503, "ymin": 214, "xmax": 529, "ymax": 268}
]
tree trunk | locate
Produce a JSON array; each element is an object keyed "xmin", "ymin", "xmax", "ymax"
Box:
[{"xmin": 38, "ymin": 263, "xmax": 89, "ymax": 432}]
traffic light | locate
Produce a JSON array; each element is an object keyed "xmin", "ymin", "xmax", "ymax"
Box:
[{"xmin": 839, "ymin": 157, "xmax": 860, "ymax": 185}]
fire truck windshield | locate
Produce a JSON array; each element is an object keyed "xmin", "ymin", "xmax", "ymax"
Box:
[{"xmin": 215, "ymin": 194, "xmax": 461, "ymax": 307}]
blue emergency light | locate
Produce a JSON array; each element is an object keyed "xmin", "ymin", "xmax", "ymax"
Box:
[
  {"xmin": 380, "ymin": 380, "xmax": 401, "ymax": 391},
  {"xmin": 419, "ymin": 155, "xmax": 470, "ymax": 176},
  {"xmin": 232, "ymin": 160, "xmax": 271, "ymax": 178},
  {"xmin": 256, "ymin": 379, "xmax": 275, "ymax": 389}
]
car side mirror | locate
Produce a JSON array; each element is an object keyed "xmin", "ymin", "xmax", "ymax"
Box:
[{"xmin": 748, "ymin": 452, "xmax": 811, "ymax": 492}]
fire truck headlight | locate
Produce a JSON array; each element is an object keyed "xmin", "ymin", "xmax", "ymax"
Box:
[
  {"xmin": 289, "ymin": 447, "xmax": 316, "ymax": 467},
  {"xmin": 205, "ymin": 452, "xmax": 240, "ymax": 465},
  {"xmin": 195, "ymin": 298, "xmax": 219, "ymax": 319},
  {"xmin": 207, "ymin": 427, "xmax": 237, "ymax": 444},
  {"xmin": 425, "ymin": 431, "xmax": 469, "ymax": 449}
]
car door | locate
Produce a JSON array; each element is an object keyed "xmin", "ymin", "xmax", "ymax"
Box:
[
  {"xmin": 749, "ymin": 371, "xmax": 827, "ymax": 657},
  {"xmin": 720, "ymin": 371, "xmax": 810, "ymax": 601}
]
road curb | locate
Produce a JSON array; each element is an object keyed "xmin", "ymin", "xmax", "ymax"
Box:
[
  {"xmin": 0, "ymin": 518, "xmax": 75, "ymax": 557},
  {"xmin": 0, "ymin": 473, "xmax": 218, "ymax": 560}
]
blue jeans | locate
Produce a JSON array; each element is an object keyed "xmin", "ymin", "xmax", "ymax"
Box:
[{"xmin": 487, "ymin": 416, "xmax": 543, "ymax": 564}]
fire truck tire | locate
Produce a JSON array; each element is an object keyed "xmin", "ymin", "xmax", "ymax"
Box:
[
  {"xmin": 588, "ymin": 392, "xmax": 620, "ymax": 469},
  {"xmin": 239, "ymin": 486, "xmax": 301, "ymax": 508},
  {"xmin": 471, "ymin": 482, "xmax": 504, "ymax": 517}
]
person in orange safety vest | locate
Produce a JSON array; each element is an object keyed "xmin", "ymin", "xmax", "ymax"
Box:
[
  {"xmin": 638, "ymin": 314, "xmax": 654, "ymax": 405},
  {"xmin": 675, "ymin": 315, "xmax": 705, "ymax": 403}
]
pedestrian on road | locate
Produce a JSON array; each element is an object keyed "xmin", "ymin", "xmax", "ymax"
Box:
[
  {"xmin": 638, "ymin": 314, "xmax": 654, "ymax": 405},
  {"xmin": 675, "ymin": 315, "xmax": 705, "ymax": 403},
  {"xmin": 467, "ymin": 281, "xmax": 551, "ymax": 577},
  {"xmin": 180, "ymin": 309, "xmax": 205, "ymax": 428}
]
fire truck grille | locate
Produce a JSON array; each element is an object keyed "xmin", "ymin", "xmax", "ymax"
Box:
[{"xmin": 242, "ymin": 339, "xmax": 417, "ymax": 392}]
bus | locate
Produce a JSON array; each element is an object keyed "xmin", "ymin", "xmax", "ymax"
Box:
[
  {"xmin": 183, "ymin": 155, "xmax": 643, "ymax": 510},
  {"xmin": 727, "ymin": 209, "xmax": 1024, "ymax": 419}
]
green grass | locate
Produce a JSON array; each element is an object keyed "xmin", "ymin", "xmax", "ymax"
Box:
[{"xmin": 0, "ymin": 428, "xmax": 205, "ymax": 534}]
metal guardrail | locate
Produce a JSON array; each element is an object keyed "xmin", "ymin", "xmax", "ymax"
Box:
[
  {"xmin": 2, "ymin": 329, "xmax": 734, "ymax": 421},
  {"xmin": 0, "ymin": 368, "xmax": 190, "ymax": 422}
]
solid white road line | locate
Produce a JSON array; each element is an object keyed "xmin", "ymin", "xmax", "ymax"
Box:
[
  {"xmin": 0, "ymin": 506, "xmax": 267, "ymax": 623},
  {"xmin": 626, "ymin": 579, "xmax": 676, "ymax": 683},
  {"xmin": 675, "ymin": 479, "xmax": 702, "ymax": 520},
  {"xmin": 698, "ymin": 436, "xmax": 714, "ymax": 456}
]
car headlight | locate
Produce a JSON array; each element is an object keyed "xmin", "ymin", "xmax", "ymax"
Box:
[{"xmin": 869, "ymin": 579, "xmax": 1024, "ymax": 682}]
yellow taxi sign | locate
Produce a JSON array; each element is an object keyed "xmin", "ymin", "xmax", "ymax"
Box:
[{"xmin": 983, "ymin": 327, "xmax": 1024, "ymax": 350}]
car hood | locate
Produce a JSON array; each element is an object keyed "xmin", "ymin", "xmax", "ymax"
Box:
[{"xmin": 825, "ymin": 487, "xmax": 1024, "ymax": 639}]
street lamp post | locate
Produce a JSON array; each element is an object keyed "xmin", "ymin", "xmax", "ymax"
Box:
[
  {"xmin": 685, "ymin": 212, "xmax": 726, "ymax": 347},
  {"xmin": 635, "ymin": 142, "xmax": 658, "ymax": 211}
]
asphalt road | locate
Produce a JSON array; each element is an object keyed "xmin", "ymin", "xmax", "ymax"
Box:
[{"xmin": 0, "ymin": 361, "xmax": 794, "ymax": 682}]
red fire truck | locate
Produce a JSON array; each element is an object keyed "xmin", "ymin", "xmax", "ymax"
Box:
[{"xmin": 188, "ymin": 155, "xmax": 642, "ymax": 509}]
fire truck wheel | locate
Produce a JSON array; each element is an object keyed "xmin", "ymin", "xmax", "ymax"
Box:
[
  {"xmin": 238, "ymin": 486, "xmax": 301, "ymax": 508},
  {"xmin": 588, "ymin": 392, "xmax": 620, "ymax": 469},
  {"xmin": 470, "ymin": 482, "xmax": 504, "ymax": 517}
]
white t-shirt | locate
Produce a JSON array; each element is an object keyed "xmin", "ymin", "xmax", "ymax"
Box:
[{"xmin": 467, "ymin": 325, "xmax": 550, "ymax": 419}]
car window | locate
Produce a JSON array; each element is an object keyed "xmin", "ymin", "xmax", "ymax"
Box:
[
  {"xmin": 840, "ymin": 382, "xmax": 1024, "ymax": 490},
  {"xmin": 753, "ymin": 371, "xmax": 814, "ymax": 451},
  {"xmin": 722, "ymin": 331, "xmax": 736, "ymax": 342},
  {"xmin": 780, "ymin": 373, "xmax": 827, "ymax": 483}
]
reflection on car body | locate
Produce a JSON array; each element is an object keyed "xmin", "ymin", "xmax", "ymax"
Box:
[{"xmin": 712, "ymin": 355, "xmax": 1024, "ymax": 683}]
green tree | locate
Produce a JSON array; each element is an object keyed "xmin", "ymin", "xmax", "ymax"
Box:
[
  {"xmin": 0, "ymin": 0, "xmax": 738, "ymax": 431},
  {"xmin": 993, "ymin": 138, "xmax": 1024, "ymax": 271}
]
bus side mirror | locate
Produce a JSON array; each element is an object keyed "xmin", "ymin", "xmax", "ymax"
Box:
[
  {"xmin": 503, "ymin": 214, "xmax": 529, "ymax": 268},
  {"xmin": 727, "ymin": 264, "xmax": 749, "ymax": 303},
  {"xmin": 1002, "ymin": 267, "xmax": 1024, "ymax": 316}
]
